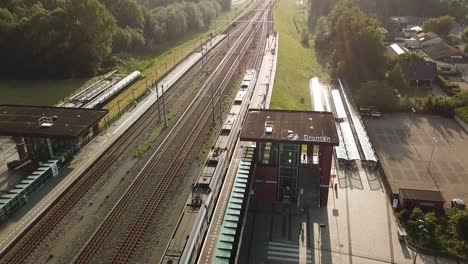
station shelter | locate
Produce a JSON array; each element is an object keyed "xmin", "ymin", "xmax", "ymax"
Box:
[
  {"xmin": 240, "ymin": 109, "xmax": 339, "ymax": 207},
  {"xmin": 0, "ymin": 105, "xmax": 108, "ymax": 167}
]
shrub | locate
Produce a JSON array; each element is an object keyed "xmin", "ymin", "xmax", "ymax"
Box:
[
  {"xmin": 455, "ymin": 106, "xmax": 468, "ymax": 122},
  {"xmin": 435, "ymin": 75, "xmax": 460, "ymax": 95},
  {"xmin": 356, "ymin": 80, "xmax": 399, "ymax": 111}
]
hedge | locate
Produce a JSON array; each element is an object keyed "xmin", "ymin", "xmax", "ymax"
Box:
[
  {"xmin": 455, "ymin": 106, "xmax": 468, "ymax": 123},
  {"xmin": 435, "ymin": 75, "xmax": 460, "ymax": 95}
]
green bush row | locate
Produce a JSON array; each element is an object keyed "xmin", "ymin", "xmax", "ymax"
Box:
[
  {"xmin": 435, "ymin": 75, "xmax": 461, "ymax": 95},
  {"xmin": 455, "ymin": 106, "xmax": 468, "ymax": 123}
]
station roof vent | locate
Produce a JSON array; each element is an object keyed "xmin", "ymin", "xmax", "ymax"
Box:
[
  {"xmin": 265, "ymin": 120, "xmax": 273, "ymax": 134},
  {"xmin": 38, "ymin": 116, "xmax": 54, "ymax": 128}
]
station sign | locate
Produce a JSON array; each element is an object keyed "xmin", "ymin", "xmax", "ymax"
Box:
[{"xmin": 303, "ymin": 135, "xmax": 331, "ymax": 143}]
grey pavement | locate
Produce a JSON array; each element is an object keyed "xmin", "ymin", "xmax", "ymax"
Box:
[{"xmin": 240, "ymin": 157, "xmax": 462, "ymax": 264}]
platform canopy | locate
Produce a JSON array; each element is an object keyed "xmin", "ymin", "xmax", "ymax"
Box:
[
  {"xmin": 0, "ymin": 105, "xmax": 108, "ymax": 138},
  {"xmin": 240, "ymin": 109, "xmax": 339, "ymax": 145}
]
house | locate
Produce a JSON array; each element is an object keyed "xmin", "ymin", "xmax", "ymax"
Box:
[
  {"xmin": 402, "ymin": 26, "xmax": 423, "ymax": 38},
  {"xmin": 399, "ymin": 59, "xmax": 437, "ymax": 86},
  {"xmin": 385, "ymin": 31, "xmax": 406, "ymax": 43},
  {"xmin": 386, "ymin": 43, "xmax": 407, "ymax": 60},
  {"xmin": 405, "ymin": 32, "xmax": 443, "ymax": 49},
  {"xmin": 422, "ymin": 42, "xmax": 468, "ymax": 73}
]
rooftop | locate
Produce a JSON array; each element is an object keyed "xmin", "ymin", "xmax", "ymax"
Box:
[
  {"xmin": 399, "ymin": 188, "xmax": 445, "ymax": 203},
  {"xmin": 0, "ymin": 105, "xmax": 108, "ymax": 138},
  {"xmin": 399, "ymin": 59, "xmax": 437, "ymax": 81},
  {"xmin": 386, "ymin": 44, "xmax": 406, "ymax": 59},
  {"xmin": 240, "ymin": 109, "xmax": 339, "ymax": 145},
  {"xmin": 422, "ymin": 42, "xmax": 465, "ymax": 60},
  {"xmin": 415, "ymin": 32, "xmax": 439, "ymax": 42}
]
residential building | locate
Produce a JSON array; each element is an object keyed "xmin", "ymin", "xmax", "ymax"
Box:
[
  {"xmin": 399, "ymin": 59, "xmax": 437, "ymax": 86},
  {"xmin": 405, "ymin": 32, "xmax": 443, "ymax": 49},
  {"xmin": 386, "ymin": 43, "xmax": 407, "ymax": 60},
  {"xmin": 422, "ymin": 42, "xmax": 468, "ymax": 73}
]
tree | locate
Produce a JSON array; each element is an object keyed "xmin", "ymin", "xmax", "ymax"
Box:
[
  {"xmin": 327, "ymin": 1, "xmax": 386, "ymax": 85},
  {"xmin": 451, "ymin": 210, "xmax": 468, "ymax": 243},
  {"xmin": 314, "ymin": 16, "xmax": 329, "ymax": 49},
  {"xmin": 388, "ymin": 64, "xmax": 406, "ymax": 91},
  {"xmin": 64, "ymin": 0, "xmax": 117, "ymax": 75},
  {"xmin": 357, "ymin": 81, "xmax": 399, "ymax": 111},
  {"xmin": 108, "ymin": 0, "xmax": 144, "ymax": 29},
  {"xmin": 423, "ymin": 16, "xmax": 456, "ymax": 36},
  {"xmin": 398, "ymin": 51, "xmax": 423, "ymax": 63},
  {"xmin": 308, "ymin": 0, "xmax": 335, "ymax": 31}
]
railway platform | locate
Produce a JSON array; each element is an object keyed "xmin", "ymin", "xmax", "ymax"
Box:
[
  {"xmin": 250, "ymin": 33, "xmax": 278, "ymax": 110},
  {"xmin": 0, "ymin": 87, "xmax": 160, "ymax": 254}
]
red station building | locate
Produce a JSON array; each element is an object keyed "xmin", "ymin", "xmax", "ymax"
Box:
[{"xmin": 240, "ymin": 109, "xmax": 339, "ymax": 207}]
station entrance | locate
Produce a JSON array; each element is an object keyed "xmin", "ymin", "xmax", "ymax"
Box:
[{"xmin": 240, "ymin": 109, "xmax": 338, "ymax": 207}]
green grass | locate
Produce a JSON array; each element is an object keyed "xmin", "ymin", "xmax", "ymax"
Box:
[
  {"xmin": 270, "ymin": 0, "xmax": 327, "ymax": 110},
  {"xmin": 0, "ymin": 79, "xmax": 91, "ymax": 106},
  {"xmin": 455, "ymin": 106, "xmax": 468, "ymax": 123}
]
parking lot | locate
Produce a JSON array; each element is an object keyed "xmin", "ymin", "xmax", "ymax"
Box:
[{"xmin": 365, "ymin": 113, "xmax": 468, "ymax": 205}]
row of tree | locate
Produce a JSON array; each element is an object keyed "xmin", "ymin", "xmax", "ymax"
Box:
[
  {"xmin": 0, "ymin": 0, "xmax": 228, "ymax": 79},
  {"xmin": 309, "ymin": 0, "xmax": 468, "ymax": 31}
]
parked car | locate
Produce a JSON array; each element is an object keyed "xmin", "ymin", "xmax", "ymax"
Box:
[{"xmin": 451, "ymin": 198, "xmax": 466, "ymax": 210}]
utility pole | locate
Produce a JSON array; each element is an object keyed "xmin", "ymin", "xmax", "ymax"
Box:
[
  {"xmin": 210, "ymin": 83, "xmax": 216, "ymax": 124},
  {"xmin": 162, "ymin": 84, "xmax": 168, "ymax": 128},
  {"xmin": 117, "ymin": 100, "xmax": 122, "ymax": 116},
  {"xmin": 155, "ymin": 82, "xmax": 161, "ymax": 121},
  {"xmin": 427, "ymin": 137, "xmax": 437, "ymax": 173},
  {"xmin": 219, "ymin": 94, "xmax": 223, "ymax": 122}
]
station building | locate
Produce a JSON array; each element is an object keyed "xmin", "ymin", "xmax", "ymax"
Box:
[
  {"xmin": 0, "ymin": 105, "xmax": 107, "ymax": 165},
  {"xmin": 240, "ymin": 109, "xmax": 339, "ymax": 207},
  {"xmin": 0, "ymin": 105, "xmax": 107, "ymax": 221}
]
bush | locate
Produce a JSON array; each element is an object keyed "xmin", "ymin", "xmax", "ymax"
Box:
[
  {"xmin": 356, "ymin": 80, "xmax": 399, "ymax": 111},
  {"xmin": 398, "ymin": 208, "xmax": 468, "ymax": 260},
  {"xmin": 435, "ymin": 75, "xmax": 460, "ymax": 95},
  {"xmin": 455, "ymin": 106, "xmax": 468, "ymax": 122}
]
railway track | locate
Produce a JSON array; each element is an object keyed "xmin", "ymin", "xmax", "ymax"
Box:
[
  {"xmin": 73, "ymin": 3, "xmax": 270, "ymax": 263},
  {"xmin": 0, "ymin": 8, "xmax": 255, "ymax": 264}
]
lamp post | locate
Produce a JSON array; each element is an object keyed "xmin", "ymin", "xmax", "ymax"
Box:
[{"xmin": 427, "ymin": 137, "xmax": 437, "ymax": 173}]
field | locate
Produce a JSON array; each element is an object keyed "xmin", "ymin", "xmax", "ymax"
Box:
[{"xmin": 270, "ymin": 0, "xmax": 327, "ymax": 110}]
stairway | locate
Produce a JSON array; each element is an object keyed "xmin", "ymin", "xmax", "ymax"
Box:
[{"xmin": 299, "ymin": 164, "xmax": 319, "ymax": 207}]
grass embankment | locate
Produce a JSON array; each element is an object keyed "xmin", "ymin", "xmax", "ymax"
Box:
[{"xmin": 270, "ymin": 0, "xmax": 327, "ymax": 110}]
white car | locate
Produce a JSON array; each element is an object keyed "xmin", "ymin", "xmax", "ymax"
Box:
[{"xmin": 451, "ymin": 199, "xmax": 466, "ymax": 210}]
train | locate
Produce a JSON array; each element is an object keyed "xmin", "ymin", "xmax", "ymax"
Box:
[
  {"xmin": 83, "ymin": 71, "xmax": 142, "ymax": 109},
  {"xmin": 161, "ymin": 69, "xmax": 257, "ymax": 264}
]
